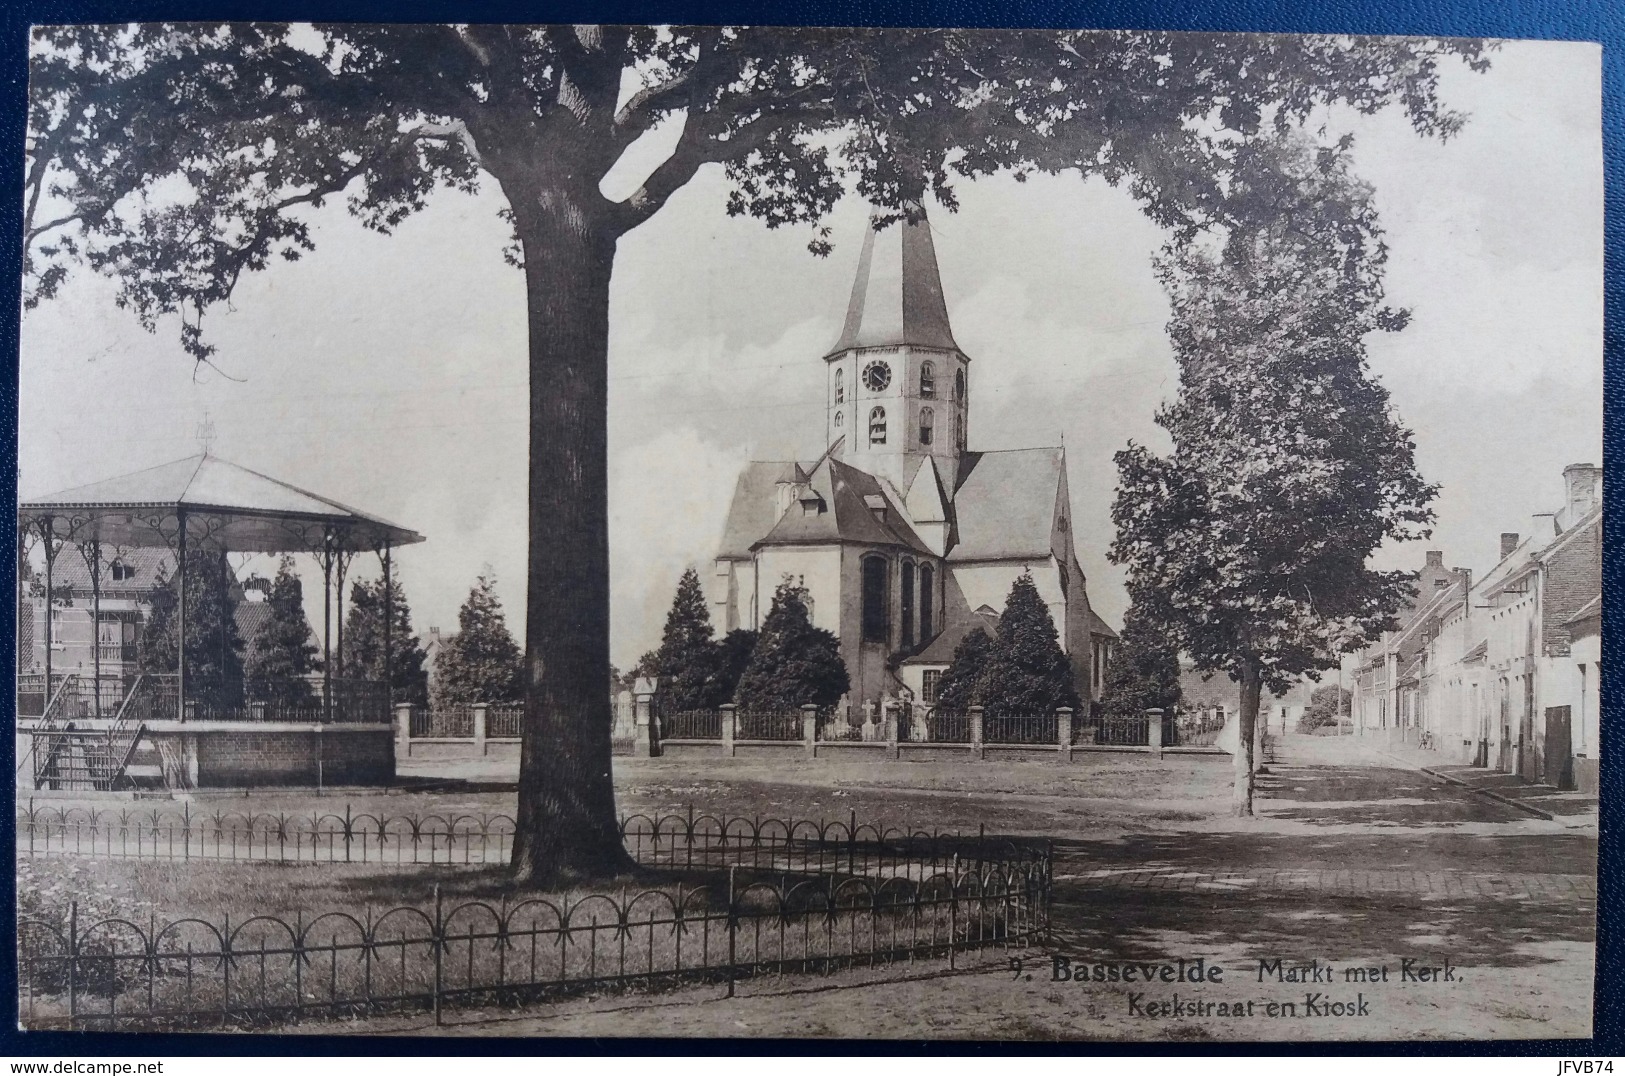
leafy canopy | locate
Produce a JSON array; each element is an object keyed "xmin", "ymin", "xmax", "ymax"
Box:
[
  {"xmin": 734, "ymin": 578, "xmax": 849, "ymax": 711},
  {"xmin": 1109, "ymin": 133, "xmax": 1436, "ymax": 696},
  {"xmin": 26, "ymin": 25, "xmax": 1488, "ymax": 362},
  {"xmin": 431, "ymin": 569, "xmax": 523, "ymax": 706},
  {"xmin": 933, "ymin": 627, "xmax": 993, "ymax": 714},
  {"xmin": 343, "ymin": 572, "xmax": 431, "ymax": 707},
  {"xmin": 979, "ymin": 572, "xmax": 1081, "ymax": 718},
  {"xmin": 1099, "ymin": 604, "xmax": 1182, "ymax": 721}
]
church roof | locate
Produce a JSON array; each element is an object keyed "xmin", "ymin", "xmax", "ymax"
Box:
[
  {"xmin": 902, "ymin": 591, "xmax": 998, "ymax": 666},
  {"xmin": 948, "ymin": 448, "xmax": 1065, "ymax": 562},
  {"xmin": 716, "ymin": 461, "xmax": 821, "ymax": 559},
  {"xmin": 754, "ymin": 457, "xmax": 933, "ymax": 554},
  {"xmin": 824, "ymin": 210, "xmax": 960, "ymax": 358}
]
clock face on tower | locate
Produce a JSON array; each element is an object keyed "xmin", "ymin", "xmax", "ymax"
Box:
[{"xmin": 861, "ymin": 360, "xmax": 892, "ymax": 392}]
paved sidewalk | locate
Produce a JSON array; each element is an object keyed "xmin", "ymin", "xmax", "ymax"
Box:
[{"xmin": 1353, "ymin": 738, "xmax": 1599, "ymax": 831}]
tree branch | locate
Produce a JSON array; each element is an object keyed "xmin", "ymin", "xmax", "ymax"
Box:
[{"xmin": 405, "ymin": 118, "xmax": 487, "ymax": 170}]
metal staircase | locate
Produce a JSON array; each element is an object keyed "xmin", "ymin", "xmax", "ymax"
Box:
[{"xmin": 29, "ymin": 675, "xmax": 154, "ymax": 792}]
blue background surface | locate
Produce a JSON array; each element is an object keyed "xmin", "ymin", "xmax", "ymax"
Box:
[{"xmin": 0, "ymin": 0, "xmax": 1617, "ymax": 1055}]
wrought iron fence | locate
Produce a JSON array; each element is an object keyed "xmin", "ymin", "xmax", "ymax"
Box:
[
  {"xmin": 410, "ymin": 709, "xmax": 475, "ymax": 739},
  {"xmin": 1073, "ymin": 712, "xmax": 1150, "ymax": 747},
  {"xmin": 122, "ymin": 675, "xmax": 391, "ymax": 724},
  {"xmin": 1170, "ymin": 710, "xmax": 1226, "ymax": 748},
  {"xmin": 18, "ymin": 854, "xmax": 1048, "ymax": 1030},
  {"xmin": 735, "ymin": 710, "xmax": 803, "ymax": 741},
  {"xmin": 661, "ymin": 709, "xmax": 722, "ymax": 741},
  {"xmin": 983, "ymin": 712, "xmax": 1058, "ymax": 746},
  {"xmin": 922, "ymin": 710, "xmax": 971, "ymax": 744},
  {"xmin": 486, "ymin": 707, "xmax": 523, "ymax": 739},
  {"xmin": 816, "ymin": 716, "xmax": 866, "ymax": 742}
]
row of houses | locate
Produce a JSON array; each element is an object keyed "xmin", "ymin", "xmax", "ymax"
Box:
[{"xmin": 1344, "ymin": 463, "xmax": 1602, "ymax": 793}]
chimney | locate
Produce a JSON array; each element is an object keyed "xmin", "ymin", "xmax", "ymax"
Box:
[
  {"xmin": 1425, "ymin": 551, "xmax": 1444, "ymax": 568},
  {"xmin": 1500, "ymin": 533, "xmax": 1519, "ymax": 559},
  {"xmin": 1562, "ymin": 462, "xmax": 1602, "ymax": 523}
]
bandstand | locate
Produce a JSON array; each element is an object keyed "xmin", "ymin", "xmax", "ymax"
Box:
[{"xmin": 17, "ymin": 453, "xmax": 424, "ymax": 791}]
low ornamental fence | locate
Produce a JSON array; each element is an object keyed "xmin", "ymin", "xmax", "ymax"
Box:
[
  {"xmin": 15, "ymin": 802, "xmax": 1041, "ymax": 879},
  {"xmin": 1169, "ymin": 710, "xmax": 1227, "ymax": 748},
  {"xmin": 19, "ymin": 855, "xmax": 1048, "ymax": 1031},
  {"xmin": 734, "ymin": 710, "xmax": 803, "ymax": 741},
  {"xmin": 1074, "ymin": 712, "xmax": 1152, "ymax": 747},
  {"xmin": 983, "ymin": 713, "xmax": 1059, "ymax": 746}
]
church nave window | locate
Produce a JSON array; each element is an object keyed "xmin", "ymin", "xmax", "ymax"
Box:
[
  {"xmin": 954, "ymin": 368, "xmax": 966, "ymax": 400},
  {"xmin": 869, "ymin": 406, "xmax": 887, "ymax": 446},
  {"xmin": 920, "ymin": 361, "xmax": 936, "ymax": 398},
  {"xmin": 954, "ymin": 412, "xmax": 965, "ymax": 450},
  {"xmin": 918, "ymin": 407, "xmax": 934, "ymax": 446},
  {"xmin": 919, "ymin": 565, "xmax": 934, "ymax": 640},
  {"xmin": 835, "ymin": 368, "xmax": 845, "ymax": 403},
  {"xmin": 861, "ymin": 555, "xmax": 889, "ymax": 642},
  {"xmin": 901, "ymin": 561, "xmax": 916, "ymax": 647}
]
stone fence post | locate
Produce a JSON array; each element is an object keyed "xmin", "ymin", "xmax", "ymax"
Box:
[
  {"xmin": 882, "ymin": 701, "xmax": 900, "ymax": 759},
  {"xmin": 1146, "ymin": 708, "xmax": 1165, "ymax": 759},
  {"xmin": 633, "ymin": 687, "xmax": 660, "ymax": 757},
  {"xmin": 801, "ymin": 703, "xmax": 819, "ymax": 760},
  {"xmin": 720, "ymin": 703, "xmax": 737, "ymax": 758},
  {"xmin": 472, "ymin": 702, "xmax": 489, "ymax": 756},
  {"xmin": 969, "ymin": 705, "xmax": 985, "ymax": 761},
  {"xmin": 1056, "ymin": 707, "xmax": 1073, "ymax": 762},
  {"xmin": 394, "ymin": 702, "xmax": 416, "ymax": 758}
]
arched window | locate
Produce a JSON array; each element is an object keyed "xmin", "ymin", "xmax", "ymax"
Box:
[
  {"xmin": 833, "ymin": 410, "xmax": 843, "ymax": 428},
  {"xmin": 954, "ymin": 412, "xmax": 965, "ymax": 450},
  {"xmin": 919, "ymin": 564, "xmax": 934, "ymax": 640},
  {"xmin": 835, "ymin": 368, "xmax": 845, "ymax": 403},
  {"xmin": 918, "ymin": 407, "xmax": 934, "ymax": 446},
  {"xmin": 901, "ymin": 561, "xmax": 916, "ymax": 647},
  {"xmin": 954, "ymin": 368, "xmax": 966, "ymax": 400},
  {"xmin": 920, "ymin": 361, "xmax": 936, "ymax": 398},
  {"xmin": 869, "ymin": 406, "xmax": 887, "ymax": 446},
  {"xmin": 861, "ymin": 556, "xmax": 888, "ymax": 642}
]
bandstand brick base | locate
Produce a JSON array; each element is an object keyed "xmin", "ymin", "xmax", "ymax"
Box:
[{"xmin": 145, "ymin": 723, "xmax": 395, "ymax": 787}]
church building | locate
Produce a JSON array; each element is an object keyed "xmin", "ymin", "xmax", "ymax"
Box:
[{"xmin": 712, "ymin": 209, "xmax": 1117, "ymax": 712}]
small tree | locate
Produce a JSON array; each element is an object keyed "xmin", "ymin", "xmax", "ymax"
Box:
[
  {"xmin": 244, "ymin": 555, "xmax": 319, "ymax": 706},
  {"xmin": 979, "ymin": 573, "xmax": 1081, "ymax": 719},
  {"xmin": 139, "ymin": 551, "xmax": 246, "ymax": 709},
  {"xmin": 343, "ymin": 574, "xmax": 430, "ymax": 707},
  {"xmin": 712, "ymin": 629, "xmax": 759, "ymax": 705},
  {"xmin": 1099, "ymin": 605, "xmax": 1182, "ymax": 720},
  {"xmin": 432, "ymin": 570, "xmax": 523, "ymax": 707},
  {"xmin": 933, "ymin": 629, "xmax": 993, "ymax": 714},
  {"xmin": 650, "ymin": 567, "xmax": 720, "ymax": 712},
  {"xmin": 735, "ymin": 580, "xmax": 849, "ymax": 711},
  {"xmin": 1299, "ymin": 684, "xmax": 1352, "ymax": 732}
]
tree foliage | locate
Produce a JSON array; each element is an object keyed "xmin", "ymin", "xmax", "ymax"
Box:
[
  {"xmin": 1299, "ymin": 683, "xmax": 1352, "ymax": 731},
  {"xmin": 712, "ymin": 628, "xmax": 759, "ymax": 706},
  {"xmin": 243, "ymin": 554, "xmax": 319, "ymax": 705},
  {"xmin": 735, "ymin": 579, "xmax": 849, "ymax": 711},
  {"xmin": 138, "ymin": 551, "xmax": 246, "ymax": 708},
  {"xmin": 979, "ymin": 573, "xmax": 1081, "ymax": 719},
  {"xmin": 1109, "ymin": 133, "xmax": 1437, "ymax": 813},
  {"xmin": 1099, "ymin": 605, "xmax": 1182, "ymax": 721},
  {"xmin": 343, "ymin": 572, "xmax": 430, "ymax": 707},
  {"xmin": 650, "ymin": 567, "xmax": 720, "ymax": 711},
  {"xmin": 431, "ymin": 570, "xmax": 523, "ymax": 707},
  {"xmin": 933, "ymin": 627, "xmax": 993, "ymax": 714}
]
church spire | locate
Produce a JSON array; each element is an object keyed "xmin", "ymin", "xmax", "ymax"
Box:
[{"xmin": 824, "ymin": 205, "xmax": 959, "ymax": 359}]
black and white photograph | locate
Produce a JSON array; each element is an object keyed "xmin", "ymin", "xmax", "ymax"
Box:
[{"xmin": 12, "ymin": 23, "xmax": 1603, "ymax": 1042}]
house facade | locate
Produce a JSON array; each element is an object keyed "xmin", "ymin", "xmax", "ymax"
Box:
[{"xmin": 712, "ymin": 210, "xmax": 1116, "ymax": 712}]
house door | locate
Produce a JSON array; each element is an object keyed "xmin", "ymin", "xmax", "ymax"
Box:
[
  {"xmin": 1544, "ymin": 706, "xmax": 1574, "ymax": 790},
  {"xmin": 1519, "ymin": 676, "xmax": 1539, "ymax": 783}
]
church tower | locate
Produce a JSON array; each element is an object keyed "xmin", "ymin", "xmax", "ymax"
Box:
[{"xmin": 824, "ymin": 208, "xmax": 969, "ymax": 494}]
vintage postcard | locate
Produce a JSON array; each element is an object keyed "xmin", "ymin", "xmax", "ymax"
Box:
[{"xmin": 14, "ymin": 24, "xmax": 1601, "ymax": 1042}]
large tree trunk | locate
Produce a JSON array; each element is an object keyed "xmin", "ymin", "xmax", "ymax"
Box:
[
  {"xmin": 503, "ymin": 167, "xmax": 636, "ymax": 885},
  {"xmin": 1234, "ymin": 661, "xmax": 1261, "ymax": 817}
]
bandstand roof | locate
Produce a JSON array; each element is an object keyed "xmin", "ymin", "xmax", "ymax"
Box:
[{"xmin": 18, "ymin": 453, "xmax": 425, "ymax": 553}]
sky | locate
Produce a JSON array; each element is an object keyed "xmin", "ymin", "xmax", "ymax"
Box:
[{"xmin": 18, "ymin": 35, "xmax": 1603, "ymax": 670}]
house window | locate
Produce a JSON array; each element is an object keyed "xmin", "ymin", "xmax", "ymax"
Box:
[
  {"xmin": 920, "ymin": 361, "xmax": 936, "ymax": 398},
  {"xmin": 901, "ymin": 561, "xmax": 916, "ymax": 647},
  {"xmin": 922, "ymin": 669, "xmax": 941, "ymax": 704},
  {"xmin": 918, "ymin": 407, "xmax": 934, "ymax": 446},
  {"xmin": 835, "ymin": 368, "xmax": 845, "ymax": 403},
  {"xmin": 109, "ymin": 560, "xmax": 134, "ymax": 582},
  {"xmin": 869, "ymin": 406, "xmax": 887, "ymax": 446},
  {"xmin": 919, "ymin": 565, "xmax": 934, "ymax": 640},
  {"xmin": 861, "ymin": 555, "xmax": 888, "ymax": 642}
]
